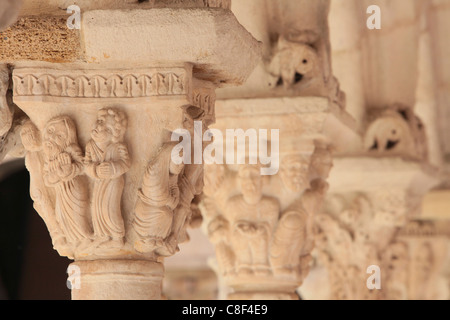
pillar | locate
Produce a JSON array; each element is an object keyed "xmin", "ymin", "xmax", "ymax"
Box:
[
  {"xmin": 199, "ymin": 0, "xmax": 359, "ymax": 300},
  {"xmin": 300, "ymin": 105, "xmax": 441, "ymax": 300}
]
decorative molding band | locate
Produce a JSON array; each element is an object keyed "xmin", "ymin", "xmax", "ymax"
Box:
[
  {"xmin": 398, "ymin": 220, "xmax": 450, "ymax": 238},
  {"xmin": 13, "ymin": 68, "xmax": 191, "ymax": 99}
]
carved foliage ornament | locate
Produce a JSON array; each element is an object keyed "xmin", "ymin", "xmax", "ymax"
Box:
[{"xmin": 314, "ymin": 195, "xmax": 384, "ymax": 300}]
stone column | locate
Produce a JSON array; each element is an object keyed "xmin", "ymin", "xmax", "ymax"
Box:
[
  {"xmin": 1, "ymin": 0, "xmax": 261, "ymax": 300},
  {"xmin": 199, "ymin": 0, "xmax": 358, "ymax": 300},
  {"xmin": 200, "ymin": 98, "xmax": 358, "ymax": 300}
]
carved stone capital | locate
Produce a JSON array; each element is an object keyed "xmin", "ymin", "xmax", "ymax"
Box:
[
  {"xmin": 300, "ymin": 157, "xmax": 441, "ymax": 300},
  {"xmin": 200, "ymin": 96, "xmax": 356, "ymax": 300},
  {"xmin": 13, "ymin": 67, "xmax": 216, "ymax": 299}
]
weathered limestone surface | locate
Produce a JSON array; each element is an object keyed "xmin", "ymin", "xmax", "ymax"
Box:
[{"xmin": 0, "ymin": 0, "xmax": 449, "ymax": 301}]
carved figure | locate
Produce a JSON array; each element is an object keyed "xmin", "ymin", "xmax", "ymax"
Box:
[
  {"xmin": 42, "ymin": 116, "xmax": 91, "ymax": 250},
  {"xmin": 133, "ymin": 142, "xmax": 183, "ymax": 252},
  {"xmin": 85, "ymin": 108, "xmax": 130, "ymax": 248},
  {"xmin": 21, "ymin": 121, "xmax": 63, "ymax": 247},
  {"xmin": 226, "ymin": 164, "xmax": 280, "ymax": 275}
]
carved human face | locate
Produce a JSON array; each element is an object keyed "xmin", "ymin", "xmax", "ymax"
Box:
[
  {"xmin": 43, "ymin": 119, "xmax": 68, "ymax": 158},
  {"xmin": 311, "ymin": 153, "xmax": 333, "ymax": 179},
  {"xmin": 92, "ymin": 114, "xmax": 115, "ymax": 144},
  {"xmin": 280, "ymin": 155, "xmax": 310, "ymax": 193},
  {"xmin": 238, "ymin": 165, "xmax": 262, "ymax": 205},
  {"xmin": 21, "ymin": 122, "xmax": 41, "ymax": 152}
]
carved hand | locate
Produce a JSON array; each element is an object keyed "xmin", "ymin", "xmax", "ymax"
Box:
[
  {"xmin": 55, "ymin": 153, "xmax": 74, "ymax": 178},
  {"xmin": 58, "ymin": 152, "xmax": 72, "ymax": 166},
  {"xmin": 96, "ymin": 162, "xmax": 113, "ymax": 179}
]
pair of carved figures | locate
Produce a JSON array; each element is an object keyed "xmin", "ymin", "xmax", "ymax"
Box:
[
  {"xmin": 21, "ymin": 108, "xmax": 130, "ymax": 257},
  {"xmin": 203, "ymin": 147, "xmax": 332, "ymax": 282}
]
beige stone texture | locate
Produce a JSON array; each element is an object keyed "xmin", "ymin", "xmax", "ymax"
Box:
[{"xmin": 0, "ymin": 0, "xmax": 449, "ymax": 301}]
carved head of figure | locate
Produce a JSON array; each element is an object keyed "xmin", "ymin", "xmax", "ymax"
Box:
[
  {"xmin": 238, "ymin": 164, "xmax": 263, "ymax": 205},
  {"xmin": 43, "ymin": 116, "xmax": 77, "ymax": 160},
  {"xmin": 268, "ymin": 36, "xmax": 319, "ymax": 90},
  {"xmin": 91, "ymin": 108, "xmax": 127, "ymax": 145},
  {"xmin": 310, "ymin": 147, "xmax": 333, "ymax": 180},
  {"xmin": 280, "ymin": 154, "xmax": 311, "ymax": 193},
  {"xmin": 364, "ymin": 106, "xmax": 428, "ymax": 160},
  {"xmin": 21, "ymin": 121, "xmax": 42, "ymax": 152}
]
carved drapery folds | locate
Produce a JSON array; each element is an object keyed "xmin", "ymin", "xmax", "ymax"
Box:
[
  {"xmin": 21, "ymin": 109, "xmax": 132, "ymax": 258},
  {"xmin": 12, "ymin": 66, "xmax": 213, "ymax": 300},
  {"xmin": 9, "ymin": 37, "xmax": 260, "ymax": 301},
  {"xmin": 13, "ymin": 67, "xmax": 208, "ymax": 263}
]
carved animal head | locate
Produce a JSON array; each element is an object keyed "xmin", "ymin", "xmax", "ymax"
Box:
[
  {"xmin": 364, "ymin": 109, "xmax": 416, "ymax": 156},
  {"xmin": 268, "ymin": 37, "xmax": 319, "ymax": 90}
]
